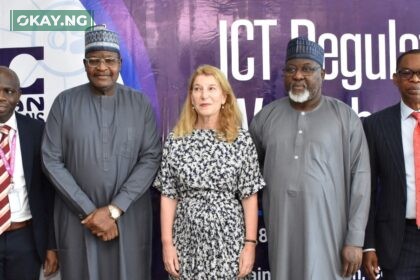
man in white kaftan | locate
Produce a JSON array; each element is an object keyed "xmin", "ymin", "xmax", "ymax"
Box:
[{"xmin": 250, "ymin": 37, "xmax": 370, "ymax": 280}]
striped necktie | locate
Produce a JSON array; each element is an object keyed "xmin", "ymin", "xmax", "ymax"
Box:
[{"xmin": 0, "ymin": 125, "xmax": 12, "ymax": 234}]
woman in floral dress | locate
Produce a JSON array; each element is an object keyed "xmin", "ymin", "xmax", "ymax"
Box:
[{"xmin": 154, "ymin": 64, "xmax": 265, "ymax": 279}]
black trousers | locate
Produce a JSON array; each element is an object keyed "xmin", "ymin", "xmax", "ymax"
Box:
[
  {"xmin": 0, "ymin": 225, "xmax": 41, "ymax": 280},
  {"xmin": 382, "ymin": 221, "xmax": 420, "ymax": 280}
]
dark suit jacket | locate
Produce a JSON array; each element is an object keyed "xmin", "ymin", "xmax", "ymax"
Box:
[
  {"xmin": 15, "ymin": 112, "xmax": 55, "ymax": 262},
  {"xmin": 363, "ymin": 103, "xmax": 407, "ymax": 269}
]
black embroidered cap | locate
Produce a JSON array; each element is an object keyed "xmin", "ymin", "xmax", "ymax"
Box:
[{"xmin": 286, "ymin": 36, "xmax": 324, "ymax": 66}]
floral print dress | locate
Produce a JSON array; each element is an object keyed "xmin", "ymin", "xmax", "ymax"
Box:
[{"xmin": 154, "ymin": 129, "xmax": 265, "ymax": 279}]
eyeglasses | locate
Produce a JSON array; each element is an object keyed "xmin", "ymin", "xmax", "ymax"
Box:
[
  {"xmin": 396, "ymin": 68, "xmax": 420, "ymax": 80},
  {"xmin": 283, "ymin": 65, "xmax": 321, "ymax": 76},
  {"xmin": 84, "ymin": 57, "xmax": 120, "ymax": 68}
]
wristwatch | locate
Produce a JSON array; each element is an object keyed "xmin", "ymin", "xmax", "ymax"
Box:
[{"xmin": 108, "ymin": 204, "xmax": 122, "ymax": 220}]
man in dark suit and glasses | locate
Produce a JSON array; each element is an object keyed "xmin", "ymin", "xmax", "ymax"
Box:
[
  {"xmin": 363, "ymin": 49, "xmax": 420, "ymax": 280},
  {"xmin": 0, "ymin": 66, "xmax": 57, "ymax": 279}
]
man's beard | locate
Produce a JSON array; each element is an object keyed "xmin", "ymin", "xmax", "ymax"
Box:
[{"xmin": 288, "ymin": 89, "xmax": 310, "ymax": 103}]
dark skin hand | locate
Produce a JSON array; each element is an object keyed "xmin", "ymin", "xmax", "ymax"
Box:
[
  {"xmin": 82, "ymin": 207, "xmax": 119, "ymax": 241},
  {"xmin": 362, "ymin": 251, "xmax": 381, "ymax": 280},
  {"xmin": 341, "ymin": 245, "xmax": 362, "ymax": 277},
  {"xmin": 43, "ymin": 250, "xmax": 59, "ymax": 277}
]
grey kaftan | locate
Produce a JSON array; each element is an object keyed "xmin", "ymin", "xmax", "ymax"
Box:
[
  {"xmin": 42, "ymin": 83, "xmax": 161, "ymax": 280},
  {"xmin": 250, "ymin": 96, "xmax": 370, "ymax": 280}
]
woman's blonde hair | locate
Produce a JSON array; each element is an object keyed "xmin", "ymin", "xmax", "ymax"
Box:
[{"xmin": 173, "ymin": 64, "xmax": 242, "ymax": 142}]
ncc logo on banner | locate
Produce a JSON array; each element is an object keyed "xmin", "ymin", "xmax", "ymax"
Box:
[{"xmin": 10, "ymin": 10, "xmax": 94, "ymax": 31}]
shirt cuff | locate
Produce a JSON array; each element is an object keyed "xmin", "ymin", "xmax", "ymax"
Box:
[{"xmin": 362, "ymin": 248, "xmax": 376, "ymax": 252}]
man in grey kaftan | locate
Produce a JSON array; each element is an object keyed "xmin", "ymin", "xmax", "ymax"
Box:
[
  {"xmin": 42, "ymin": 26, "xmax": 161, "ymax": 280},
  {"xmin": 249, "ymin": 37, "xmax": 370, "ymax": 280}
]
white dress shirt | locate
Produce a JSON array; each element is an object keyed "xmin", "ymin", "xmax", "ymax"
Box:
[{"xmin": 401, "ymin": 101, "xmax": 417, "ymax": 219}]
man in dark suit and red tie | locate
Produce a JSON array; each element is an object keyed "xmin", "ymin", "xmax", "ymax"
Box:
[
  {"xmin": 363, "ymin": 49, "xmax": 420, "ymax": 280},
  {"xmin": 0, "ymin": 66, "xmax": 58, "ymax": 279}
]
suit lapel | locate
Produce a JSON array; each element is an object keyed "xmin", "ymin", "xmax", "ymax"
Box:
[
  {"xmin": 16, "ymin": 113, "xmax": 33, "ymax": 190},
  {"xmin": 379, "ymin": 104, "xmax": 406, "ymax": 191}
]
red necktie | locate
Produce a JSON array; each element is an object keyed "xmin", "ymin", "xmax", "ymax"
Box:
[
  {"xmin": 0, "ymin": 125, "xmax": 12, "ymax": 234},
  {"xmin": 412, "ymin": 112, "xmax": 420, "ymax": 227}
]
